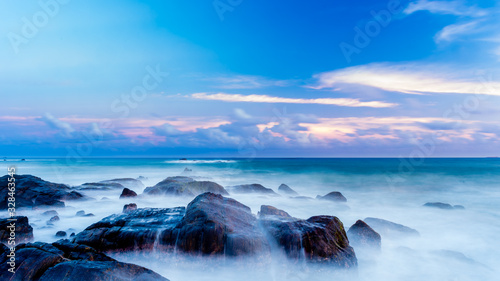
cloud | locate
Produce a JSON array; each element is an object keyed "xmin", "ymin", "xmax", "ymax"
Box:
[
  {"xmin": 203, "ymin": 75, "xmax": 289, "ymax": 89},
  {"xmin": 37, "ymin": 113, "xmax": 75, "ymax": 137},
  {"xmin": 313, "ymin": 63, "xmax": 500, "ymax": 96},
  {"xmin": 404, "ymin": 0, "xmax": 487, "ymax": 17},
  {"xmin": 191, "ymin": 92, "xmax": 397, "ymax": 108},
  {"xmin": 435, "ymin": 20, "xmax": 479, "ymax": 43}
]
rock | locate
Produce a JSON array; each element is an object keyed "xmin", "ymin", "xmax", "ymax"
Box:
[
  {"xmin": 423, "ymin": 202, "xmax": 464, "ymax": 210},
  {"xmin": 0, "ymin": 174, "xmax": 87, "ymax": 210},
  {"xmin": 75, "ymin": 182, "xmax": 124, "ymax": 191},
  {"xmin": 261, "ymin": 216, "xmax": 357, "ymax": 268},
  {"xmin": 0, "ymin": 241, "xmax": 169, "ymax": 281},
  {"xmin": 227, "ymin": 184, "xmax": 278, "ymax": 195},
  {"xmin": 47, "ymin": 216, "xmax": 60, "ymax": 225},
  {"xmin": 42, "ymin": 210, "xmax": 59, "ymax": 216},
  {"xmin": 316, "ymin": 191, "xmax": 347, "ymax": 202},
  {"xmin": 120, "ymin": 188, "xmax": 137, "ymax": 198},
  {"xmin": 73, "ymin": 207, "xmax": 186, "ymax": 252},
  {"xmin": 278, "ymin": 184, "xmax": 298, "ymax": 195},
  {"xmin": 258, "ymin": 205, "xmax": 292, "ymax": 218},
  {"xmin": 123, "ymin": 203, "xmax": 138, "ymax": 213},
  {"xmin": 181, "ymin": 168, "xmax": 193, "ymax": 175},
  {"xmin": 70, "ymin": 233, "xmax": 76, "ymax": 237},
  {"xmin": 144, "ymin": 176, "xmax": 228, "ymax": 197},
  {"xmin": 291, "ymin": 196, "xmax": 314, "ymax": 200},
  {"xmin": 179, "ymin": 158, "xmax": 188, "ymax": 161},
  {"xmin": 99, "ymin": 178, "xmax": 145, "ymax": 190},
  {"xmin": 0, "ymin": 216, "xmax": 33, "ymax": 243},
  {"xmin": 173, "ymin": 192, "xmax": 269, "ymax": 256},
  {"xmin": 347, "ymin": 220, "xmax": 381, "ymax": 250},
  {"xmin": 364, "ymin": 217, "xmax": 419, "ymax": 238},
  {"xmin": 137, "ymin": 176, "xmax": 147, "ymax": 181},
  {"xmin": 76, "ymin": 210, "xmax": 85, "ymax": 217},
  {"xmin": 56, "ymin": 231, "xmax": 67, "ymax": 237}
]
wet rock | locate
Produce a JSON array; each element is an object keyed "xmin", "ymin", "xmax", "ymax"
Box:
[
  {"xmin": 173, "ymin": 192, "xmax": 269, "ymax": 256},
  {"xmin": 144, "ymin": 176, "xmax": 228, "ymax": 197},
  {"xmin": 0, "ymin": 216, "xmax": 33, "ymax": 243},
  {"xmin": 0, "ymin": 174, "xmax": 88, "ymax": 209},
  {"xmin": 258, "ymin": 205, "xmax": 292, "ymax": 218},
  {"xmin": 316, "ymin": 191, "xmax": 347, "ymax": 202},
  {"xmin": 0, "ymin": 241, "xmax": 168, "ymax": 281},
  {"xmin": 56, "ymin": 231, "xmax": 67, "ymax": 237},
  {"xmin": 120, "ymin": 188, "xmax": 137, "ymax": 198},
  {"xmin": 261, "ymin": 216, "xmax": 357, "ymax": 268},
  {"xmin": 347, "ymin": 220, "xmax": 381, "ymax": 250},
  {"xmin": 424, "ymin": 202, "xmax": 464, "ymax": 210},
  {"xmin": 278, "ymin": 184, "xmax": 298, "ymax": 196},
  {"xmin": 42, "ymin": 210, "xmax": 59, "ymax": 217},
  {"xmin": 364, "ymin": 217, "xmax": 419, "ymax": 238},
  {"xmin": 73, "ymin": 207, "xmax": 186, "ymax": 252},
  {"xmin": 70, "ymin": 232, "xmax": 76, "ymax": 238},
  {"xmin": 123, "ymin": 203, "xmax": 138, "ymax": 213},
  {"xmin": 99, "ymin": 178, "xmax": 145, "ymax": 190},
  {"xmin": 227, "ymin": 183, "xmax": 278, "ymax": 195}
]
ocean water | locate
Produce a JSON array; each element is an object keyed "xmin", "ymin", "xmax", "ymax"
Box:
[{"xmin": 1, "ymin": 158, "xmax": 500, "ymax": 281}]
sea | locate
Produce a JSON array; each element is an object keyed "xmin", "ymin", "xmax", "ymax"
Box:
[{"xmin": 1, "ymin": 157, "xmax": 499, "ymax": 281}]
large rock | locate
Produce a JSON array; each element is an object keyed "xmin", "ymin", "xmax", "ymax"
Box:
[
  {"xmin": 73, "ymin": 207, "xmax": 185, "ymax": 252},
  {"xmin": 423, "ymin": 202, "xmax": 464, "ymax": 210},
  {"xmin": 227, "ymin": 184, "xmax": 278, "ymax": 195},
  {"xmin": 172, "ymin": 192, "xmax": 269, "ymax": 256},
  {"xmin": 144, "ymin": 176, "xmax": 228, "ymax": 197},
  {"xmin": 0, "ymin": 216, "xmax": 33, "ymax": 244},
  {"xmin": 364, "ymin": 217, "xmax": 419, "ymax": 238},
  {"xmin": 261, "ymin": 216, "xmax": 357, "ymax": 268},
  {"xmin": 347, "ymin": 220, "xmax": 381, "ymax": 250},
  {"xmin": 0, "ymin": 241, "xmax": 168, "ymax": 281},
  {"xmin": 316, "ymin": 191, "xmax": 347, "ymax": 202},
  {"xmin": 278, "ymin": 184, "xmax": 298, "ymax": 196},
  {"xmin": 258, "ymin": 205, "xmax": 292, "ymax": 218},
  {"xmin": 0, "ymin": 175, "xmax": 87, "ymax": 209}
]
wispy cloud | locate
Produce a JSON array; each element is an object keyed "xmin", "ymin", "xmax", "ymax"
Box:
[
  {"xmin": 191, "ymin": 92, "xmax": 397, "ymax": 108},
  {"xmin": 435, "ymin": 20, "xmax": 479, "ymax": 43},
  {"xmin": 313, "ymin": 63, "xmax": 500, "ymax": 96},
  {"xmin": 37, "ymin": 113, "xmax": 75, "ymax": 137},
  {"xmin": 404, "ymin": 0, "xmax": 487, "ymax": 17},
  {"xmin": 203, "ymin": 74, "xmax": 290, "ymax": 89}
]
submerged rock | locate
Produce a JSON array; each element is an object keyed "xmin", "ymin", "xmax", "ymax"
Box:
[
  {"xmin": 424, "ymin": 202, "xmax": 465, "ymax": 210},
  {"xmin": 316, "ymin": 191, "xmax": 347, "ymax": 202},
  {"xmin": 347, "ymin": 220, "xmax": 381, "ymax": 251},
  {"xmin": 0, "ymin": 216, "xmax": 33, "ymax": 244},
  {"xmin": 364, "ymin": 217, "xmax": 419, "ymax": 238},
  {"xmin": 120, "ymin": 188, "xmax": 138, "ymax": 198},
  {"xmin": 0, "ymin": 241, "xmax": 168, "ymax": 281},
  {"xmin": 227, "ymin": 184, "xmax": 278, "ymax": 195},
  {"xmin": 0, "ymin": 174, "xmax": 88, "ymax": 209},
  {"xmin": 144, "ymin": 176, "xmax": 228, "ymax": 197},
  {"xmin": 258, "ymin": 205, "xmax": 292, "ymax": 218},
  {"xmin": 278, "ymin": 184, "xmax": 298, "ymax": 196},
  {"xmin": 56, "ymin": 231, "xmax": 67, "ymax": 237}
]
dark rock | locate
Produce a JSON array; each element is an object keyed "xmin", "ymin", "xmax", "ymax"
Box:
[
  {"xmin": 120, "ymin": 188, "xmax": 137, "ymax": 198},
  {"xmin": 123, "ymin": 203, "xmax": 138, "ymax": 213},
  {"xmin": 70, "ymin": 233, "xmax": 76, "ymax": 237},
  {"xmin": 144, "ymin": 176, "xmax": 228, "ymax": 197},
  {"xmin": 423, "ymin": 202, "xmax": 453, "ymax": 209},
  {"xmin": 42, "ymin": 210, "xmax": 59, "ymax": 217},
  {"xmin": 99, "ymin": 178, "xmax": 145, "ymax": 190},
  {"xmin": 56, "ymin": 231, "xmax": 67, "ymax": 237},
  {"xmin": 228, "ymin": 184, "xmax": 278, "ymax": 195},
  {"xmin": 173, "ymin": 192, "xmax": 269, "ymax": 256},
  {"xmin": 258, "ymin": 205, "xmax": 292, "ymax": 218},
  {"xmin": 179, "ymin": 158, "xmax": 188, "ymax": 161},
  {"xmin": 76, "ymin": 210, "xmax": 85, "ymax": 217},
  {"xmin": 73, "ymin": 207, "xmax": 186, "ymax": 252},
  {"xmin": 0, "ymin": 216, "xmax": 33, "ymax": 243},
  {"xmin": 261, "ymin": 216, "xmax": 357, "ymax": 268},
  {"xmin": 84, "ymin": 213, "xmax": 95, "ymax": 217},
  {"xmin": 0, "ymin": 174, "xmax": 88, "ymax": 210},
  {"xmin": 316, "ymin": 191, "xmax": 347, "ymax": 202},
  {"xmin": 364, "ymin": 217, "xmax": 419, "ymax": 238},
  {"xmin": 347, "ymin": 220, "xmax": 381, "ymax": 250},
  {"xmin": 47, "ymin": 216, "xmax": 60, "ymax": 225},
  {"xmin": 75, "ymin": 182, "xmax": 124, "ymax": 191},
  {"xmin": 278, "ymin": 184, "xmax": 298, "ymax": 196},
  {"xmin": 0, "ymin": 241, "xmax": 169, "ymax": 281}
]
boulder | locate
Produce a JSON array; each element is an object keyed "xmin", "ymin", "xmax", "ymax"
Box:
[
  {"xmin": 120, "ymin": 188, "xmax": 137, "ymax": 198},
  {"xmin": 364, "ymin": 217, "xmax": 419, "ymax": 238},
  {"xmin": 0, "ymin": 216, "xmax": 33, "ymax": 244},
  {"xmin": 261, "ymin": 216, "xmax": 357, "ymax": 268},
  {"xmin": 316, "ymin": 191, "xmax": 347, "ymax": 202},
  {"xmin": 347, "ymin": 220, "xmax": 381, "ymax": 250},
  {"xmin": 278, "ymin": 184, "xmax": 298, "ymax": 196},
  {"xmin": 258, "ymin": 205, "xmax": 292, "ymax": 218},
  {"xmin": 144, "ymin": 176, "xmax": 228, "ymax": 197},
  {"xmin": 123, "ymin": 203, "xmax": 138, "ymax": 213},
  {"xmin": 0, "ymin": 241, "xmax": 168, "ymax": 281},
  {"xmin": 227, "ymin": 184, "xmax": 278, "ymax": 195},
  {"xmin": 423, "ymin": 202, "xmax": 464, "ymax": 210},
  {"xmin": 0, "ymin": 174, "xmax": 87, "ymax": 209}
]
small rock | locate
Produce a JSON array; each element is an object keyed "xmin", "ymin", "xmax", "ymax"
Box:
[
  {"xmin": 76, "ymin": 210, "xmax": 86, "ymax": 217},
  {"xmin": 48, "ymin": 216, "xmax": 60, "ymax": 224},
  {"xmin": 123, "ymin": 203, "xmax": 138, "ymax": 213},
  {"xmin": 70, "ymin": 232, "xmax": 76, "ymax": 237},
  {"xmin": 258, "ymin": 205, "xmax": 292, "ymax": 218},
  {"xmin": 119, "ymin": 188, "xmax": 137, "ymax": 198},
  {"xmin": 317, "ymin": 191, "xmax": 347, "ymax": 202},
  {"xmin": 43, "ymin": 210, "xmax": 59, "ymax": 217},
  {"xmin": 55, "ymin": 231, "xmax": 67, "ymax": 237},
  {"xmin": 84, "ymin": 213, "xmax": 95, "ymax": 217},
  {"xmin": 347, "ymin": 220, "xmax": 381, "ymax": 251},
  {"xmin": 423, "ymin": 202, "xmax": 454, "ymax": 210},
  {"xmin": 278, "ymin": 184, "xmax": 298, "ymax": 196}
]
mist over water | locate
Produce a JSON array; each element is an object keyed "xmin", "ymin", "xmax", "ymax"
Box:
[{"xmin": 2, "ymin": 158, "xmax": 499, "ymax": 281}]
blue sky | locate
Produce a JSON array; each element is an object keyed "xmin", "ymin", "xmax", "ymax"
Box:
[{"xmin": 1, "ymin": 0, "xmax": 500, "ymax": 157}]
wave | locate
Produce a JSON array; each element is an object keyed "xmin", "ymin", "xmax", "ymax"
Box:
[{"xmin": 163, "ymin": 160, "xmax": 237, "ymax": 164}]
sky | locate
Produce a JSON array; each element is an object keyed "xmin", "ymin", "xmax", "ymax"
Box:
[{"xmin": 1, "ymin": 0, "xmax": 500, "ymax": 157}]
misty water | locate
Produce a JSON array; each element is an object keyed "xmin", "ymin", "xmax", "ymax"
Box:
[{"xmin": 2, "ymin": 158, "xmax": 499, "ymax": 281}]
